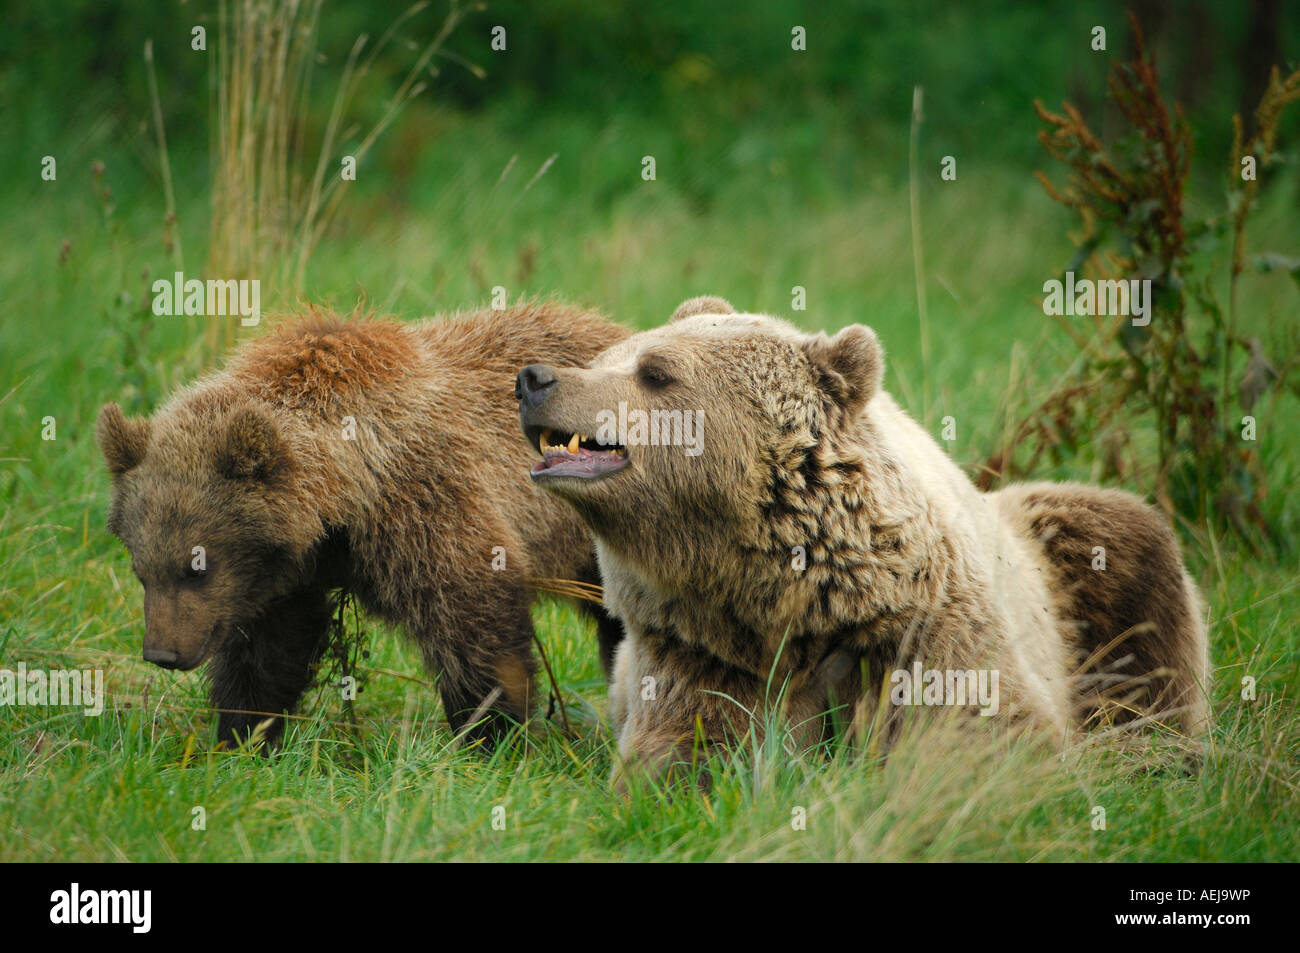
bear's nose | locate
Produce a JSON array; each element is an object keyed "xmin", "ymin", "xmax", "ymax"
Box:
[
  {"xmin": 516, "ymin": 364, "xmax": 558, "ymax": 407},
  {"xmin": 143, "ymin": 646, "xmax": 182, "ymax": 668}
]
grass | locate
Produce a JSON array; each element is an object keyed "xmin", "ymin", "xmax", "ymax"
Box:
[{"xmin": 2, "ymin": 36, "xmax": 1298, "ymax": 859}]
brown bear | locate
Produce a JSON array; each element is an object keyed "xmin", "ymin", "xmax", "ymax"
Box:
[
  {"xmin": 516, "ymin": 296, "xmax": 1210, "ymax": 783},
  {"xmin": 97, "ymin": 302, "xmax": 629, "ymax": 748}
]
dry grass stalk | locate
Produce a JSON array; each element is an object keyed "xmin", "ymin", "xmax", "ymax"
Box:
[{"xmin": 204, "ymin": 0, "xmax": 472, "ymax": 358}]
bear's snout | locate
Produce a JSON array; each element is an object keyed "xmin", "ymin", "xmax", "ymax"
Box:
[
  {"xmin": 142, "ymin": 646, "xmax": 182, "ymax": 669},
  {"xmin": 516, "ymin": 364, "xmax": 558, "ymax": 408},
  {"xmin": 143, "ymin": 589, "xmax": 220, "ymax": 671},
  {"xmin": 142, "ymin": 636, "xmax": 211, "ymax": 671}
]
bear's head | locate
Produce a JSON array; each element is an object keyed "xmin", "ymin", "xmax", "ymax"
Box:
[
  {"xmin": 96, "ymin": 399, "xmax": 321, "ymax": 671},
  {"xmin": 516, "ymin": 296, "xmax": 883, "ymax": 563}
]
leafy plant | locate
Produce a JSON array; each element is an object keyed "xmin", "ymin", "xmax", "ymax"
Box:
[{"xmin": 980, "ymin": 13, "xmax": 1300, "ymax": 549}]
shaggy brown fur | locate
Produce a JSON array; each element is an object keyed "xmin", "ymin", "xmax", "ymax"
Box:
[
  {"xmin": 518, "ymin": 297, "xmax": 1209, "ymax": 785},
  {"xmin": 991, "ymin": 483, "xmax": 1209, "ymax": 733},
  {"xmin": 97, "ymin": 302, "xmax": 629, "ymax": 748}
]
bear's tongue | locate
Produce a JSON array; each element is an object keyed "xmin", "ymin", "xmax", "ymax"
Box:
[{"xmin": 531, "ymin": 429, "xmax": 628, "ymax": 479}]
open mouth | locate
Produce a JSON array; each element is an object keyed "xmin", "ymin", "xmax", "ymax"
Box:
[{"xmin": 526, "ymin": 426, "xmax": 630, "ymax": 480}]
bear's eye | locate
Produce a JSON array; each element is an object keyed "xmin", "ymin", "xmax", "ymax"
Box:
[
  {"xmin": 183, "ymin": 563, "xmax": 207, "ymax": 582},
  {"xmin": 638, "ymin": 364, "xmax": 675, "ymax": 389}
]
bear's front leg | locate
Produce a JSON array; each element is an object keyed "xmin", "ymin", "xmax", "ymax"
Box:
[
  {"xmin": 609, "ymin": 633, "xmax": 762, "ymax": 792},
  {"xmin": 417, "ymin": 581, "xmax": 539, "ymax": 750},
  {"xmin": 208, "ymin": 586, "xmax": 333, "ymax": 748}
]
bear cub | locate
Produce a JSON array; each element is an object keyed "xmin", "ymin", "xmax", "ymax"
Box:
[{"xmin": 98, "ymin": 302, "xmax": 628, "ymax": 748}]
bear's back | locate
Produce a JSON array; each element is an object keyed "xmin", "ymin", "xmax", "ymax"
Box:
[
  {"xmin": 211, "ymin": 302, "xmax": 626, "ymax": 421},
  {"xmin": 225, "ymin": 313, "xmax": 426, "ymax": 416},
  {"xmin": 415, "ymin": 300, "xmax": 628, "ymax": 381}
]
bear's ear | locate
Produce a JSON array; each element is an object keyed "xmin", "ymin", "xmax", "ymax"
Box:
[
  {"xmin": 670, "ymin": 296, "xmax": 736, "ymax": 323},
  {"xmin": 96, "ymin": 403, "xmax": 152, "ymax": 475},
  {"xmin": 218, "ymin": 405, "xmax": 289, "ymax": 481},
  {"xmin": 801, "ymin": 324, "xmax": 883, "ymax": 419}
]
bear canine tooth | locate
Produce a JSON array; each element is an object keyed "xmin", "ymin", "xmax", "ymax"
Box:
[{"xmin": 567, "ymin": 433, "xmax": 580, "ymax": 454}]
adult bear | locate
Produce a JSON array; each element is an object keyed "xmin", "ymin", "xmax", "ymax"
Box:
[
  {"xmin": 517, "ymin": 296, "xmax": 1209, "ymax": 783},
  {"xmin": 97, "ymin": 302, "xmax": 628, "ymax": 748}
]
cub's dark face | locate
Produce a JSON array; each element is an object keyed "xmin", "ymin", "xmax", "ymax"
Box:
[{"xmin": 96, "ymin": 401, "xmax": 309, "ymax": 671}]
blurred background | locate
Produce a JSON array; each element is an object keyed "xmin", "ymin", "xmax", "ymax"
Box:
[
  {"xmin": 1, "ymin": 0, "xmax": 1297, "ymax": 512},
  {"xmin": 1, "ymin": 2, "xmax": 1298, "ymax": 863}
]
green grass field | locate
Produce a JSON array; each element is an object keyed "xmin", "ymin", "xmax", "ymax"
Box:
[{"xmin": 2, "ymin": 21, "xmax": 1299, "ymax": 860}]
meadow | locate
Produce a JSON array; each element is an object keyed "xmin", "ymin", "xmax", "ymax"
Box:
[{"xmin": 1, "ymin": 1, "xmax": 1297, "ymax": 861}]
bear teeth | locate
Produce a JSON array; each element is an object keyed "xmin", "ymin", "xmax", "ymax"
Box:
[{"xmin": 538, "ymin": 429, "xmax": 590, "ymax": 456}]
